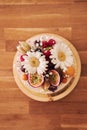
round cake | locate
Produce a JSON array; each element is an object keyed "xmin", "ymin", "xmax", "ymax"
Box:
[{"xmin": 13, "ymin": 33, "xmax": 81, "ymax": 101}]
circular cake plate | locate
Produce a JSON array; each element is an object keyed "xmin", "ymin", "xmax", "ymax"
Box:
[{"xmin": 13, "ymin": 33, "xmax": 81, "ymax": 102}]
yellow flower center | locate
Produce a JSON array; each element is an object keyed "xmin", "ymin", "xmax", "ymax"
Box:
[
  {"xmin": 58, "ymin": 51, "xmax": 66, "ymax": 61},
  {"xmin": 29, "ymin": 57, "xmax": 40, "ymax": 67}
]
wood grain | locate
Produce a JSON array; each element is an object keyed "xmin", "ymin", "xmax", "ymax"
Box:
[{"xmin": 0, "ymin": 0, "xmax": 87, "ymax": 130}]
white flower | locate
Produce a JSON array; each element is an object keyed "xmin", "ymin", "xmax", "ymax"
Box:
[
  {"xmin": 22, "ymin": 51, "xmax": 48, "ymax": 74},
  {"xmin": 50, "ymin": 42, "xmax": 74, "ymax": 71}
]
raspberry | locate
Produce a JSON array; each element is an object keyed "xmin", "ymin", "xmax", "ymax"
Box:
[
  {"xmin": 21, "ymin": 65, "xmax": 25, "ymax": 72},
  {"xmin": 20, "ymin": 54, "xmax": 27, "ymax": 62},
  {"xmin": 48, "ymin": 85, "xmax": 57, "ymax": 92},
  {"xmin": 43, "ymin": 50, "xmax": 51, "ymax": 57},
  {"xmin": 42, "ymin": 39, "xmax": 56, "ymax": 48},
  {"xmin": 48, "ymin": 39, "xmax": 56, "ymax": 46},
  {"xmin": 42, "ymin": 41, "xmax": 49, "ymax": 48},
  {"xmin": 20, "ymin": 55, "xmax": 25, "ymax": 62},
  {"xmin": 62, "ymin": 78, "xmax": 67, "ymax": 83}
]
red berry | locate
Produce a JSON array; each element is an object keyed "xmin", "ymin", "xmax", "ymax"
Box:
[
  {"xmin": 62, "ymin": 78, "xmax": 67, "ymax": 83},
  {"xmin": 21, "ymin": 65, "xmax": 25, "ymax": 72},
  {"xmin": 48, "ymin": 39, "xmax": 56, "ymax": 46},
  {"xmin": 43, "ymin": 50, "xmax": 51, "ymax": 57},
  {"xmin": 20, "ymin": 54, "xmax": 27, "ymax": 62},
  {"xmin": 42, "ymin": 41, "xmax": 49, "ymax": 48},
  {"xmin": 20, "ymin": 55, "xmax": 25, "ymax": 62}
]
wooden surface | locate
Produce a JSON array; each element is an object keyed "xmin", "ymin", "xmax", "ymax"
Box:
[{"xmin": 0, "ymin": 0, "xmax": 87, "ymax": 130}]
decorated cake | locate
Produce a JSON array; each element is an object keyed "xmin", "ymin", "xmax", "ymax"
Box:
[{"xmin": 13, "ymin": 33, "xmax": 81, "ymax": 101}]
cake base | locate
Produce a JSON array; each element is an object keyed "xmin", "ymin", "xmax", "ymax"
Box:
[{"xmin": 13, "ymin": 33, "xmax": 81, "ymax": 102}]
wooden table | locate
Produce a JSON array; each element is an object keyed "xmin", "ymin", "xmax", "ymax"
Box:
[{"xmin": 0, "ymin": 0, "xmax": 87, "ymax": 130}]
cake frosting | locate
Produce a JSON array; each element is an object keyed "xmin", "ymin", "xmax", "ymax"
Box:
[{"xmin": 15, "ymin": 34, "xmax": 76, "ymax": 95}]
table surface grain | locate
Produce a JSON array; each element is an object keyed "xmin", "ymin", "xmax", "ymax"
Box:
[{"xmin": 0, "ymin": 0, "xmax": 87, "ymax": 130}]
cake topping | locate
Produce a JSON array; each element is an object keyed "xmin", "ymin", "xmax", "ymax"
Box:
[
  {"xmin": 16, "ymin": 34, "xmax": 75, "ymax": 92},
  {"xmin": 29, "ymin": 57, "xmax": 40, "ymax": 67},
  {"xmin": 58, "ymin": 51, "xmax": 66, "ymax": 61},
  {"xmin": 65, "ymin": 66, "xmax": 75, "ymax": 76},
  {"xmin": 50, "ymin": 42, "xmax": 74, "ymax": 71},
  {"xmin": 22, "ymin": 51, "xmax": 48, "ymax": 74},
  {"xmin": 20, "ymin": 55, "xmax": 25, "ymax": 62},
  {"xmin": 28, "ymin": 73, "xmax": 44, "ymax": 88},
  {"xmin": 17, "ymin": 41, "xmax": 31, "ymax": 53},
  {"xmin": 48, "ymin": 70, "xmax": 60, "ymax": 86},
  {"xmin": 22, "ymin": 73, "xmax": 28, "ymax": 80}
]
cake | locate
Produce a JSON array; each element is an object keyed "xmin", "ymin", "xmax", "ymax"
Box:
[{"xmin": 13, "ymin": 33, "xmax": 81, "ymax": 101}]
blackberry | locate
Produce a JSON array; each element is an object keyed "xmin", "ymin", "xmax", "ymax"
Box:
[
  {"xmin": 21, "ymin": 65, "xmax": 25, "ymax": 72},
  {"xmin": 35, "ymin": 48, "xmax": 42, "ymax": 52},
  {"xmin": 48, "ymin": 62, "xmax": 55, "ymax": 69},
  {"xmin": 34, "ymin": 40, "xmax": 41, "ymax": 47},
  {"xmin": 34, "ymin": 40, "xmax": 40, "ymax": 44},
  {"xmin": 47, "ymin": 59, "xmax": 55, "ymax": 69},
  {"xmin": 48, "ymin": 85, "xmax": 57, "ymax": 92}
]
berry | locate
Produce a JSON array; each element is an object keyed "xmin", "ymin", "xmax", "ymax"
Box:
[
  {"xmin": 42, "ymin": 41, "xmax": 48, "ymax": 48},
  {"xmin": 48, "ymin": 39, "xmax": 56, "ymax": 46},
  {"xmin": 34, "ymin": 40, "xmax": 40, "ymax": 44},
  {"xmin": 20, "ymin": 54, "xmax": 27, "ymax": 62},
  {"xmin": 43, "ymin": 50, "xmax": 51, "ymax": 57},
  {"xmin": 42, "ymin": 39, "xmax": 56, "ymax": 48},
  {"xmin": 62, "ymin": 78, "xmax": 67, "ymax": 83},
  {"xmin": 21, "ymin": 65, "xmax": 25, "ymax": 72},
  {"xmin": 46, "ymin": 58, "xmax": 55, "ymax": 70},
  {"xmin": 20, "ymin": 55, "xmax": 25, "ymax": 62},
  {"xmin": 35, "ymin": 48, "xmax": 42, "ymax": 52},
  {"xmin": 48, "ymin": 85, "xmax": 57, "ymax": 92},
  {"xmin": 48, "ymin": 61, "xmax": 55, "ymax": 70},
  {"xmin": 34, "ymin": 40, "xmax": 41, "ymax": 48}
]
